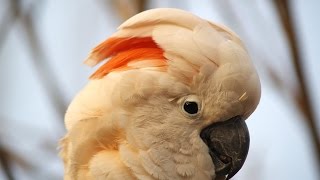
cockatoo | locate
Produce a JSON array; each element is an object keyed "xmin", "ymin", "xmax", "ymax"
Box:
[{"xmin": 60, "ymin": 8, "xmax": 260, "ymax": 180}]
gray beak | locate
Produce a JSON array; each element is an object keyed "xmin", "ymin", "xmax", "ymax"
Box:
[{"xmin": 200, "ymin": 116, "xmax": 250, "ymax": 179}]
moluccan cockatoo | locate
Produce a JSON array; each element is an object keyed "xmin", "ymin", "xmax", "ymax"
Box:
[{"xmin": 60, "ymin": 8, "xmax": 261, "ymax": 180}]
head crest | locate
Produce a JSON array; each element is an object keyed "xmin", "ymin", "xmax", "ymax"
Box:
[{"xmin": 85, "ymin": 37, "xmax": 166, "ymax": 79}]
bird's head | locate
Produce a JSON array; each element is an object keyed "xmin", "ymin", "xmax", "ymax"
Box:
[{"xmin": 65, "ymin": 8, "xmax": 260, "ymax": 179}]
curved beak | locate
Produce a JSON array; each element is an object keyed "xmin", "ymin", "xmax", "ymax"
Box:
[{"xmin": 200, "ymin": 116, "xmax": 250, "ymax": 179}]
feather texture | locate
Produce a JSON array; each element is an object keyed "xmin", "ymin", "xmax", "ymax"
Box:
[
  {"xmin": 85, "ymin": 37, "xmax": 166, "ymax": 79},
  {"xmin": 61, "ymin": 8, "xmax": 261, "ymax": 180}
]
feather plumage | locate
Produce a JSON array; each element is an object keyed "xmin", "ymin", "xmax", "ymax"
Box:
[{"xmin": 60, "ymin": 8, "xmax": 260, "ymax": 180}]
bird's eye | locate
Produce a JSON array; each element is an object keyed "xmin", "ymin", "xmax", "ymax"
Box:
[
  {"xmin": 181, "ymin": 95, "xmax": 201, "ymax": 117},
  {"xmin": 184, "ymin": 101, "xmax": 199, "ymax": 114}
]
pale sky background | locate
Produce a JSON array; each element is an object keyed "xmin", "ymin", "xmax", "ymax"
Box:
[{"xmin": 0, "ymin": 0, "xmax": 319, "ymax": 180}]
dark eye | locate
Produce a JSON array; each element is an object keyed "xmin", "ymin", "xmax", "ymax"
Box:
[
  {"xmin": 183, "ymin": 101, "xmax": 199, "ymax": 114},
  {"xmin": 178, "ymin": 94, "xmax": 202, "ymax": 118}
]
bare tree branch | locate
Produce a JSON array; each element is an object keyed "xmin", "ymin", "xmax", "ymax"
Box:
[
  {"xmin": 0, "ymin": 1, "xmax": 19, "ymax": 179},
  {"xmin": 273, "ymin": 0, "xmax": 320, "ymax": 170},
  {"xmin": 136, "ymin": 0, "xmax": 147, "ymax": 13},
  {"xmin": 21, "ymin": 7, "xmax": 68, "ymax": 121},
  {"xmin": 111, "ymin": 0, "xmax": 147, "ymax": 20},
  {"xmin": 0, "ymin": 146, "xmax": 14, "ymax": 180},
  {"xmin": 0, "ymin": 0, "xmax": 67, "ymax": 121},
  {"xmin": 0, "ymin": 0, "xmax": 68, "ymax": 121},
  {"xmin": 0, "ymin": 0, "xmax": 20, "ymax": 51}
]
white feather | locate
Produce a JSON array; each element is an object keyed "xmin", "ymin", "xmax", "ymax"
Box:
[{"xmin": 62, "ymin": 8, "xmax": 261, "ymax": 180}]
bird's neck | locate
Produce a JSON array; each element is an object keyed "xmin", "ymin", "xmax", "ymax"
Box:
[{"xmin": 118, "ymin": 133, "xmax": 215, "ymax": 179}]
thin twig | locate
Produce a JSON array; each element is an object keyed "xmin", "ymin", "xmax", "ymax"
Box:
[
  {"xmin": 273, "ymin": 0, "xmax": 320, "ymax": 169},
  {"xmin": 0, "ymin": 0, "xmax": 20, "ymax": 51},
  {"xmin": 136, "ymin": 0, "xmax": 147, "ymax": 13},
  {"xmin": 111, "ymin": 0, "xmax": 147, "ymax": 20},
  {"xmin": 0, "ymin": 1, "xmax": 19, "ymax": 179},
  {"xmin": 0, "ymin": 0, "xmax": 67, "ymax": 121},
  {"xmin": 17, "ymin": 1, "xmax": 67, "ymax": 121},
  {"xmin": 0, "ymin": 146, "xmax": 14, "ymax": 180}
]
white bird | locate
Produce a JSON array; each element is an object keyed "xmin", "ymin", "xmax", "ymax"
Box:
[{"xmin": 60, "ymin": 8, "xmax": 261, "ymax": 180}]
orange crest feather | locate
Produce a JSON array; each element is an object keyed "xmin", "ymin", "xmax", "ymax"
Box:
[{"xmin": 87, "ymin": 37, "xmax": 166, "ymax": 79}]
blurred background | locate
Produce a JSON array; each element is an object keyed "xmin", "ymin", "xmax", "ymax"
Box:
[{"xmin": 0, "ymin": 0, "xmax": 319, "ymax": 179}]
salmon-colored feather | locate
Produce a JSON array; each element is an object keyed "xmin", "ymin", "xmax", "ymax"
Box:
[
  {"xmin": 86, "ymin": 37, "xmax": 166, "ymax": 79},
  {"xmin": 90, "ymin": 48, "xmax": 165, "ymax": 79}
]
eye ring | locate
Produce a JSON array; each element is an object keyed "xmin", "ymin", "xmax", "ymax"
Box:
[{"xmin": 181, "ymin": 95, "xmax": 202, "ymax": 117}]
